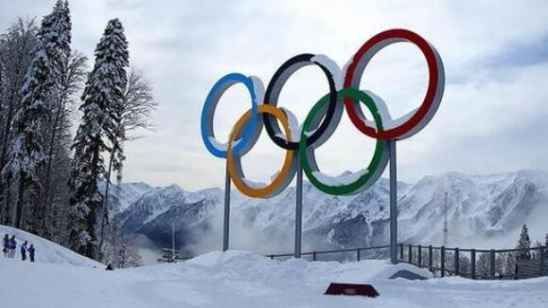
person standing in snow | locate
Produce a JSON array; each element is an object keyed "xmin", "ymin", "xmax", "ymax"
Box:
[
  {"xmin": 9, "ymin": 235, "xmax": 17, "ymax": 258},
  {"xmin": 21, "ymin": 241, "xmax": 28, "ymax": 261},
  {"xmin": 2, "ymin": 234, "xmax": 9, "ymax": 257},
  {"xmin": 28, "ymin": 244, "xmax": 35, "ymax": 263}
]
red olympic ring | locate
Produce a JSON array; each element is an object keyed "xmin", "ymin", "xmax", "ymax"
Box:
[{"xmin": 344, "ymin": 29, "xmax": 445, "ymax": 140}]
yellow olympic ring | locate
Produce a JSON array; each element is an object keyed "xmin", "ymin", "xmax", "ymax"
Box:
[{"xmin": 227, "ymin": 105, "xmax": 297, "ymax": 198}]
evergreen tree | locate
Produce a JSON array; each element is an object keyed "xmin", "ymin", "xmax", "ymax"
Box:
[
  {"xmin": 504, "ymin": 253, "xmax": 516, "ymax": 276},
  {"xmin": 2, "ymin": 44, "xmax": 51, "ymax": 229},
  {"xmin": 459, "ymin": 254, "xmax": 471, "ymax": 276},
  {"xmin": 477, "ymin": 253, "xmax": 490, "ymax": 278},
  {"xmin": 516, "ymin": 224, "xmax": 531, "ymax": 260},
  {"xmin": 0, "ymin": 19, "xmax": 39, "ymax": 225},
  {"xmin": 40, "ymin": 0, "xmax": 78, "ymax": 238},
  {"xmin": 1, "ymin": 1, "xmax": 72, "ymax": 232},
  {"xmin": 495, "ymin": 254, "xmax": 505, "ymax": 276},
  {"xmin": 68, "ymin": 19, "xmax": 128, "ymax": 259}
]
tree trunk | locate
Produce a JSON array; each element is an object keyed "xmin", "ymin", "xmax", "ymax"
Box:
[
  {"xmin": 41, "ymin": 98, "xmax": 65, "ymax": 237},
  {"xmin": 3, "ymin": 175, "xmax": 13, "ymax": 225},
  {"xmin": 14, "ymin": 173, "xmax": 26, "ymax": 229},
  {"xmin": 98, "ymin": 148, "xmax": 115, "ymax": 259},
  {"xmin": 86, "ymin": 138, "xmax": 101, "ymax": 260},
  {"xmin": 0, "ymin": 91, "xmax": 17, "ymax": 225}
]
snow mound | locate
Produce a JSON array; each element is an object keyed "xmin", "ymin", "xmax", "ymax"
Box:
[
  {"xmin": 371, "ymin": 262, "xmax": 433, "ymax": 280},
  {"xmin": 1, "ymin": 249, "xmax": 547, "ymax": 307},
  {"xmin": 0, "ymin": 224, "xmax": 102, "ymax": 268}
]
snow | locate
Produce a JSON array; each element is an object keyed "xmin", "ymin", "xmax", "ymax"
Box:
[
  {"xmin": 1, "ymin": 249, "xmax": 547, "ymax": 308},
  {"xmin": 279, "ymin": 107, "xmax": 301, "ymax": 142},
  {"xmin": 208, "ymin": 136, "xmax": 241, "ymax": 152},
  {"xmin": 311, "ymin": 54, "xmax": 343, "ymax": 90},
  {"xmin": 249, "ymin": 75, "xmax": 265, "ymax": 104},
  {"xmin": 243, "ymin": 178, "xmax": 266, "ymax": 189},
  {"xmin": 360, "ymin": 90, "xmax": 419, "ymax": 130},
  {"xmin": 312, "ymin": 169, "xmax": 369, "ymax": 186},
  {"xmin": 0, "ymin": 225, "xmax": 102, "ymax": 268}
]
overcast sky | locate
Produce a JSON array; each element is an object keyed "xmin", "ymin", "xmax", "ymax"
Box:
[{"xmin": 1, "ymin": 0, "xmax": 548, "ymax": 190}]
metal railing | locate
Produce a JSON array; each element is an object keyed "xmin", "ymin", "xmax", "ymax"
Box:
[
  {"xmin": 265, "ymin": 243, "xmax": 547, "ymax": 280},
  {"xmin": 266, "ymin": 245, "xmax": 391, "ymax": 262},
  {"xmin": 398, "ymin": 244, "xmax": 547, "ymax": 280}
]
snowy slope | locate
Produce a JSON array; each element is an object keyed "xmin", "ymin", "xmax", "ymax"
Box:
[
  {"xmin": 0, "ymin": 225, "xmax": 102, "ymax": 268},
  {"xmin": 0, "ymin": 250, "xmax": 547, "ymax": 308}
]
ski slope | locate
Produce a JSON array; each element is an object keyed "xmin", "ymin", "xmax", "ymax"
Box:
[
  {"xmin": 0, "ymin": 224, "xmax": 102, "ymax": 267},
  {"xmin": 1, "ymin": 249, "xmax": 547, "ymax": 308}
]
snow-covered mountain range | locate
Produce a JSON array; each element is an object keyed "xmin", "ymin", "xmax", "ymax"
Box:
[{"xmin": 111, "ymin": 170, "xmax": 548, "ymax": 256}]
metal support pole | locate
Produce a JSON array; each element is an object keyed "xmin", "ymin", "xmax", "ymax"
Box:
[
  {"xmin": 357, "ymin": 249, "xmax": 361, "ymax": 262},
  {"xmin": 441, "ymin": 246, "xmax": 446, "ymax": 277},
  {"xmin": 222, "ymin": 165, "xmax": 231, "ymax": 252},
  {"xmin": 455, "ymin": 248, "xmax": 460, "ymax": 276},
  {"xmin": 540, "ymin": 247, "xmax": 545, "ymax": 276},
  {"xmin": 389, "ymin": 140, "xmax": 398, "ymax": 264},
  {"xmin": 471, "ymin": 249, "xmax": 476, "ymax": 280},
  {"xmin": 171, "ymin": 222, "xmax": 176, "ymax": 262},
  {"xmin": 400, "ymin": 244, "xmax": 404, "ymax": 261},
  {"xmin": 312, "ymin": 251, "xmax": 317, "ymax": 261},
  {"xmin": 428, "ymin": 245, "xmax": 433, "ymax": 272},
  {"xmin": 408, "ymin": 245, "xmax": 412, "ymax": 263},
  {"xmin": 418, "ymin": 245, "xmax": 422, "ymax": 267},
  {"xmin": 294, "ymin": 159, "xmax": 303, "ymax": 258},
  {"xmin": 490, "ymin": 249, "xmax": 496, "ymax": 279}
]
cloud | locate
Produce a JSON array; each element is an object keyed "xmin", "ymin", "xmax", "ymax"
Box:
[{"xmin": 1, "ymin": 0, "xmax": 548, "ymax": 189}]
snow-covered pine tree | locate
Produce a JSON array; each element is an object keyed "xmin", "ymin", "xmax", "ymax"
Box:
[
  {"xmin": 477, "ymin": 253, "xmax": 490, "ymax": 278},
  {"xmin": 39, "ymin": 0, "xmax": 77, "ymax": 238},
  {"xmin": 68, "ymin": 19, "xmax": 128, "ymax": 260},
  {"xmin": 516, "ymin": 224, "xmax": 531, "ymax": 260},
  {"xmin": 0, "ymin": 19, "xmax": 39, "ymax": 225},
  {"xmin": 2, "ymin": 45, "xmax": 51, "ymax": 229},
  {"xmin": 504, "ymin": 252, "xmax": 516, "ymax": 276},
  {"xmin": 2, "ymin": 1, "xmax": 73, "ymax": 233}
]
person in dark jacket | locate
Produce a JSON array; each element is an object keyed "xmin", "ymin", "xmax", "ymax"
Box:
[
  {"xmin": 21, "ymin": 241, "xmax": 27, "ymax": 261},
  {"xmin": 2, "ymin": 234, "xmax": 8, "ymax": 257},
  {"xmin": 9, "ymin": 235, "xmax": 16, "ymax": 258},
  {"xmin": 28, "ymin": 244, "xmax": 35, "ymax": 263}
]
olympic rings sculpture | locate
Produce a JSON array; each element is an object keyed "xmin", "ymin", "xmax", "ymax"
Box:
[{"xmin": 201, "ymin": 29, "xmax": 445, "ymax": 198}]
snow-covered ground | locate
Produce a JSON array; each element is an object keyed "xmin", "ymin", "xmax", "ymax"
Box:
[
  {"xmin": 0, "ymin": 225, "xmax": 102, "ymax": 267},
  {"xmin": 1, "ymin": 249, "xmax": 547, "ymax": 308}
]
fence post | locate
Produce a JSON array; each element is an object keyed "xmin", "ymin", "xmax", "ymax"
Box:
[
  {"xmin": 269, "ymin": 255, "xmax": 274, "ymax": 260},
  {"xmin": 540, "ymin": 247, "xmax": 545, "ymax": 276},
  {"xmin": 408, "ymin": 245, "xmax": 413, "ymax": 263},
  {"xmin": 455, "ymin": 248, "xmax": 460, "ymax": 276},
  {"xmin": 400, "ymin": 244, "xmax": 404, "ymax": 261},
  {"xmin": 418, "ymin": 245, "xmax": 422, "ymax": 267},
  {"xmin": 490, "ymin": 249, "xmax": 496, "ymax": 279},
  {"xmin": 312, "ymin": 251, "xmax": 317, "ymax": 261},
  {"xmin": 357, "ymin": 249, "xmax": 360, "ymax": 262},
  {"xmin": 441, "ymin": 246, "xmax": 446, "ymax": 277},
  {"xmin": 428, "ymin": 245, "xmax": 433, "ymax": 272},
  {"xmin": 471, "ymin": 249, "xmax": 476, "ymax": 280}
]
